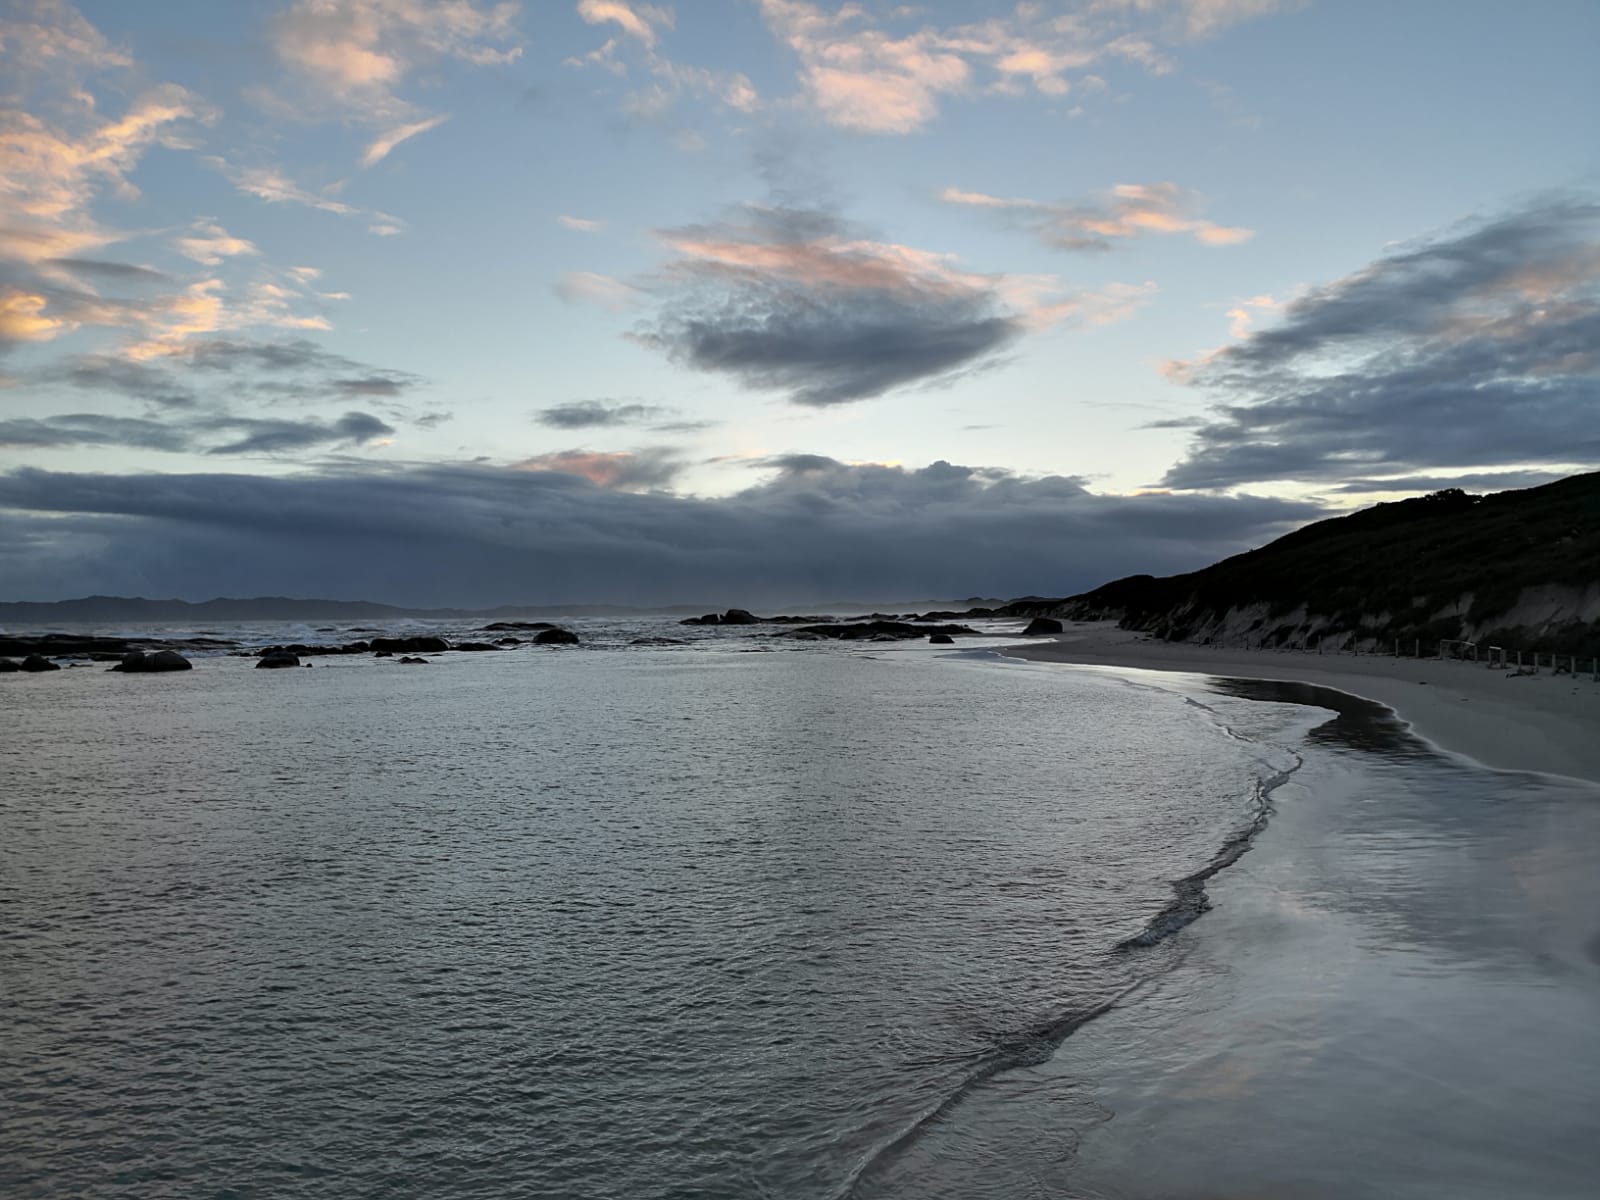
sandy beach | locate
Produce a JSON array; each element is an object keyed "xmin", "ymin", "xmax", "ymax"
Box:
[{"xmin": 1004, "ymin": 621, "xmax": 1600, "ymax": 787}]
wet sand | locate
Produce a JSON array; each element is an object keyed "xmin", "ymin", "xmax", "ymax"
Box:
[{"xmin": 1004, "ymin": 621, "xmax": 1600, "ymax": 786}]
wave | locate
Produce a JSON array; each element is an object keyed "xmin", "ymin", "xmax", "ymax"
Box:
[
  {"xmin": 836, "ymin": 687, "xmax": 1310, "ymax": 1196},
  {"xmin": 1116, "ymin": 751, "xmax": 1301, "ymax": 950}
]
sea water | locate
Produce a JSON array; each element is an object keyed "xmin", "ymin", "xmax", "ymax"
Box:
[{"xmin": 2, "ymin": 627, "xmax": 1596, "ymax": 1197}]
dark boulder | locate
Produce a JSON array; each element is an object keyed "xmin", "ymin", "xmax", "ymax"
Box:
[
  {"xmin": 368, "ymin": 635, "xmax": 450, "ymax": 654},
  {"xmin": 720, "ymin": 608, "xmax": 759, "ymax": 625},
  {"xmin": 113, "ymin": 649, "xmax": 193, "ymax": 672},
  {"xmin": 452, "ymin": 642, "xmax": 502, "ymax": 652},
  {"xmin": 483, "ymin": 621, "xmax": 557, "ymax": 631},
  {"xmin": 373, "ymin": 649, "xmax": 393, "ymax": 657},
  {"xmin": 631, "ymin": 637, "xmax": 689, "ymax": 646},
  {"xmin": 1022, "ymin": 617, "xmax": 1064, "ymax": 635},
  {"xmin": 928, "ymin": 633, "xmax": 955, "ymax": 644},
  {"xmin": 532, "ymin": 628, "xmax": 579, "ymax": 645},
  {"xmin": 680, "ymin": 612, "xmax": 721, "ymax": 626},
  {"xmin": 256, "ymin": 650, "xmax": 301, "ymax": 669},
  {"xmin": 20, "ymin": 654, "xmax": 60, "ymax": 672},
  {"xmin": 0, "ymin": 658, "xmax": 18, "ymax": 672},
  {"xmin": 398, "ymin": 655, "xmax": 430, "ymax": 665},
  {"xmin": 786, "ymin": 621, "xmax": 976, "ymax": 641}
]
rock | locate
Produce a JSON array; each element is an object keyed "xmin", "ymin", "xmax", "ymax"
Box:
[
  {"xmin": 631, "ymin": 637, "xmax": 689, "ymax": 646},
  {"xmin": 680, "ymin": 612, "xmax": 721, "ymax": 626},
  {"xmin": 483, "ymin": 621, "xmax": 557, "ymax": 631},
  {"xmin": 1022, "ymin": 617, "xmax": 1064, "ymax": 635},
  {"xmin": 398, "ymin": 655, "xmax": 430, "ymax": 665},
  {"xmin": 532, "ymin": 627, "xmax": 579, "ymax": 645},
  {"xmin": 720, "ymin": 608, "xmax": 759, "ymax": 625},
  {"xmin": 19, "ymin": 654, "xmax": 60, "ymax": 672},
  {"xmin": 368, "ymin": 635, "xmax": 450, "ymax": 654},
  {"xmin": 785, "ymin": 621, "xmax": 976, "ymax": 642},
  {"xmin": 0, "ymin": 658, "xmax": 18, "ymax": 672},
  {"xmin": 452, "ymin": 642, "xmax": 503, "ymax": 652},
  {"xmin": 928, "ymin": 633, "xmax": 955, "ymax": 644},
  {"xmin": 112, "ymin": 649, "xmax": 193, "ymax": 672},
  {"xmin": 256, "ymin": 650, "xmax": 301, "ymax": 669}
]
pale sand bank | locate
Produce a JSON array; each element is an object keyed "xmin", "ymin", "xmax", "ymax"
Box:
[{"xmin": 1003, "ymin": 621, "xmax": 1600, "ymax": 786}]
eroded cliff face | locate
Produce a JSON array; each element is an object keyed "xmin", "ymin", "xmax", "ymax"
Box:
[{"xmin": 1065, "ymin": 582, "xmax": 1600, "ymax": 656}]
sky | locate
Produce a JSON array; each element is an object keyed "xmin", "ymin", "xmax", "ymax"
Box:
[{"xmin": 1, "ymin": 0, "xmax": 1596, "ymax": 606}]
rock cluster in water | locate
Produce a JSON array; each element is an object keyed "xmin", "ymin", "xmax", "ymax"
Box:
[{"xmin": 112, "ymin": 650, "xmax": 193, "ymax": 672}]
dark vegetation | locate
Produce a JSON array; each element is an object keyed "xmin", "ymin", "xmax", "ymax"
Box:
[{"xmin": 1033, "ymin": 474, "xmax": 1600, "ymax": 656}]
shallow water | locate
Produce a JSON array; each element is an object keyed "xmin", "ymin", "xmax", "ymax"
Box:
[
  {"xmin": 3, "ymin": 639, "xmax": 1596, "ymax": 1197},
  {"xmin": 863, "ymin": 673, "xmax": 1600, "ymax": 1200}
]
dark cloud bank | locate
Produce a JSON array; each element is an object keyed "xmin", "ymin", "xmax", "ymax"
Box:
[
  {"xmin": 1164, "ymin": 196, "xmax": 1600, "ymax": 489},
  {"xmin": 0, "ymin": 458, "xmax": 1319, "ymax": 607}
]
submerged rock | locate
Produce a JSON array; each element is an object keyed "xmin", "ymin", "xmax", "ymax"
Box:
[
  {"xmin": 368, "ymin": 635, "xmax": 450, "ymax": 654},
  {"xmin": 113, "ymin": 649, "xmax": 193, "ymax": 672},
  {"xmin": 452, "ymin": 642, "xmax": 503, "ymax": 652},
  {"xmin": 397, "ymin": 655, "xmax": 430, "ymax": 665},
  {"xmin": 784, "ymin": 621, "xmax": 977, "ymax": 642},
  {"xmin": 532, "ymin": 628, "xmax": 579, "ymax": 645}
]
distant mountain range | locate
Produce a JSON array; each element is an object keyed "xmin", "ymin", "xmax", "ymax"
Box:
[{"xmin": 1012, "ymin": 472, "xmax": 1600, "ymax": 656}]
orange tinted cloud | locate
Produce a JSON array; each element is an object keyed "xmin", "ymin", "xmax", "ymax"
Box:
[{"xmin": 942, "ymin": 181, "xmax": 1252, "ymax": 251}]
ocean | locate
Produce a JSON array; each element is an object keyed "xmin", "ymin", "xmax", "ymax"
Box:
[{"xmin": 3, "ymin": 620, "xmax": 1598, "ymax": 1197}]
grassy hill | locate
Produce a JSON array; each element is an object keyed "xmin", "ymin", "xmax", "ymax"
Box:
[{"xmin": 1033, "ymin": 473, "xmax": 1600, "ymax": 656}]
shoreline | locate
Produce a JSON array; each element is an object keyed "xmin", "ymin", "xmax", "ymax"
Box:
[{"xmin": 1001, "ymin": 621, "xmax": 1600, "ymax": 787}]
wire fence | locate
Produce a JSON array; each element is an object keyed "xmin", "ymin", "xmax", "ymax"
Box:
[{"xmin": 1184, "ymin": 633, "xmax": 1600, "ymax": 682}]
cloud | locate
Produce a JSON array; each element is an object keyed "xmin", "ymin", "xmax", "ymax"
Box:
[
  {"xmin": 0, "ymin": 0, "xmax": 132, "ymax": 74},
  {"xmin": 534, "ymin": 399, "xmax": 669, "ymax": 428},
  {"xmin": 209, "ymin": 159, "xmax": 406, "ymax": 236},
  {"xmin": 35, "ymin": 336, "xmax": 423, "ymax": 419},
  {"xmin": 202, "ymin": 410, "xmax": 394, "ymax": 455},
  {"xmin": 576, "ymin": 0, "xmax": 673, "ymax": 49},
  {"xmin": 512, "ymin": 446, "xmax": 685, "ymax": 491},
  {"xmin": 1159, "ymin": 196, "xmax": 1600, "ymax": 490},
  {"xmin": 556, "ymin": 271, "xmax": 640, "ymax": 309},
  {"xmin": 557, "ymin": 215, "xmax": 603, "ymax": 233},
  {"xmin": 0, "ymin": 457, "xmax": 1324, "ymax": 606},
  {"xmin": 1328, "ymin": 471, "xmax": 1570, "ymax": 496},
  {"xmin": 566, "ymin": 1, "xmax": 758, "ymax": 129},
  {"xmin": 268, "ymin": 0, "xmax": 522, "ymax": 124},
  {"xmin": 0, "ymin": 80, "xmax": 211, "ymax": 267},
  {"xmin": 173, "ymin": 220, "xmax": 260, "ymax": 266},
  {"xmin": 629, "ymin": 203, "xmax": 1152, "ymax": 406},
  {"xmin": 0, "ymin": 408, "xmax": 393, "ymax": 455},
  {"xmin": 941, "ymin": 182, "xmax": 1252, "ymax": 251},
  {"xmin": 43, "ymin": 257, "xmax": 168, "ymax": 284},
  {"xmin": 359, "ymin": 114, "xmax": 450, "ymax": 167},
  {"xmin": 755, "ymin": 0, "xmax": 1290, "ymax": 134},
  {"xmin": 0, "ymin": 412, "xmax": 190, "ymax": 452}
]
